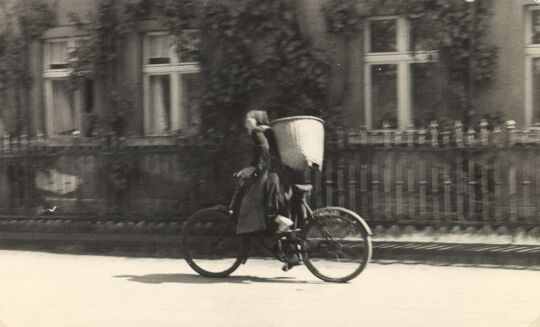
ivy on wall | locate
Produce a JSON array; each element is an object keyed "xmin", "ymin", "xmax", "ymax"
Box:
[
  {"xmin": 0, "ymin": 0, "xmax": 55, "ymax": 136},
  {"xmin": 68, "ymin": 0, "xmax": 139, "ymax": 137},
  {"xmin": 199, "ymin": 0, "xmax": 330, "ymax": 134},
  {"xmin": 322, "ymin": 0, "xmax": 499, "ymax": 128},
  {"xmin": 0, "ymin": 0, "xmax": 501, "ymax": 136},
  {"xmin": 66, "ymin": 0, "xmax": 330, "ymax": 136}
]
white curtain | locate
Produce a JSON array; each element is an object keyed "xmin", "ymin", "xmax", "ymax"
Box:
[
  {"xmin": 47, "ymin": 41, "xmax": 68, "ymax": 68},
  {"xmin": 150, "ymin": 75, "xmax": 171, "ymax": 134},
  {"xmin": 148, "ymin": 34, "xmax": 170, "ymax": 61}
]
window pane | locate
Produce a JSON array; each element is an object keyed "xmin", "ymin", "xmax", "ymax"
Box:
[
  {"xmin": 532, "ymin": 10, "xmax": 540, "ymax": 44},
  {"xmin": 412, "ymin": 63, "xmax": 440, "ymax": 127},
  {"xmin": 369, "ymin": 19, "xmax": 397, "ymax": 52},
  {"xmin": 533, "ymin": 58, "xmax": 540, "ymax": 123},
  {"xmin": 371, "ymin": 64, "xmax": 397, "ymax": 128},
  {"xmin": 147, "ymin": 34, "xmax": 171, "ymax": 64},
  {"xmin": 180, "ymin": 73, "xmax": 201, "ymax": 128},
  {"xmin": 46, "ymin": 41, "xmax": 69, "ymax": 69},
  {"xmin": 51, "ymin": 80, "xmax": 79, "ymax": 135},
  {"xmin": 149, "ymin": 75, "xmax": 171, "ymax": 134}
]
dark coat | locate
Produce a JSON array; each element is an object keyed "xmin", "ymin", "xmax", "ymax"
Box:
[{"xmin": 236, "ymin": 128, "xmax": 286, "ymax": 234}]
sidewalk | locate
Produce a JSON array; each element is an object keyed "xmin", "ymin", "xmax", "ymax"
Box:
[
  {"xmin": 371, "ymin": 224, "xmax": 540, "ymax": 267},
  {"xmin": 0, "ymin": 221, "xmax": 540, "ymax": 267}
]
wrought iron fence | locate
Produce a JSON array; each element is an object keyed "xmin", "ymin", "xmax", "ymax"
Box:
[{"xmin": 0, "ymin": 121, "xmax": 539, "ymax": 229}]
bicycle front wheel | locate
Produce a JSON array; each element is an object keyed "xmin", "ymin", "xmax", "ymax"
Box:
[
  {"xmin": 182, "ymin": 207, "xmax": 245, "ymax": 277},
  {"xmin": 302, "ymin": 207, "xmax": 372, "ymax": 283}
]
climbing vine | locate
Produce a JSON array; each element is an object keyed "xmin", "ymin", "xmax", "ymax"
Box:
[
  {"xmin": 197, "ymin": 0, "xmax": 330, "ymax": 134},
  {"xmin": 67, "ymin": 0, "xmax": 330, "ymax": 135},
  {"xmin": 4, "ymin": 0, "xmax": 498, "ymax": 135},
  {"xmin": 68, "ymin": 0, "xmax": 140, "ymax": 137},
  {"xmin": 0, "ymin": 0, "xmax": 55, "ymax": 136},
  {"xmin": 322, "ymin": 0, "xmax": 498, "ymax": 128}
]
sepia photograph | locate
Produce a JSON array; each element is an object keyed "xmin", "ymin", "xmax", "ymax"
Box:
[{"xmin": 0, "ymin": 0, "xmax": 539, "ymax": 326}]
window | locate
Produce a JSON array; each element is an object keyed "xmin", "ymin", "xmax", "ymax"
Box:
[
  {"xmin": 531, "ymin": 8, "xmax": 540, "ymax": 44},
  {"xmin": 143, "ymin": 31, "xmax": 201, "ymax": 135},
  {"xmin": 525, "ymin": 6, "xmax": 540, "ymax": 126},
  {"xmin": 43, "ymin": 38, "xmax": 93, "ymax": 137},
  {"xmin": 364, "ymin": 16, "xmax": 438, "ymax": 129}
]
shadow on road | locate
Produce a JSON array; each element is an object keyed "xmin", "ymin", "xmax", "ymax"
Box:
[{"xmin": 114, "ymin": 273, "xmax": 322, "ymax": 285}]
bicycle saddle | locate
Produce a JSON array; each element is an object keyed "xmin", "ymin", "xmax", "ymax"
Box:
[{"xmin": 292, "ymin": 184, "xmax": 313, "ymax": 193}]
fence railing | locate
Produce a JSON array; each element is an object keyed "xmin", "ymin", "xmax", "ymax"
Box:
[{"xmin": 0, "ymin": 121, "xmax": 539, "ymax": 228}]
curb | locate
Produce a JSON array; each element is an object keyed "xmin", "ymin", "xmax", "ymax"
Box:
[
  {"xmin": 1, "ymin": 232, "xmax": 540, "ymax": 267},
  {"xmin": 373, "ymin": 241, "xmax": 540, "ymax": 266}
]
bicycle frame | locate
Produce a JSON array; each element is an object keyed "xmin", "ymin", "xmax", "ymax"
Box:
[{"xmin": 183, "ymin": 177, "xmax": 373, "ymax": 281}]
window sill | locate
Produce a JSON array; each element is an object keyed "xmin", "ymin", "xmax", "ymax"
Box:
[{"xmin": 42, "ymin": 136, "xmax": 100, "ymax": 147}]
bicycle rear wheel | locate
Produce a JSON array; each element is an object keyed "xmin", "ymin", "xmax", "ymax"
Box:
[
  {"xmin": 182, "ymin": 207, "xmax": 245, "ymax": 277},
  {"xmin": 302, "ymin": 207, "xmax": 372, "ymax": 283}
]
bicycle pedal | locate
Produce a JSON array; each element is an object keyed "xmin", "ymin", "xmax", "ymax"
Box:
[{"xmin": 275, "ymin": 228, "xmax": 301, "ymax": 235}]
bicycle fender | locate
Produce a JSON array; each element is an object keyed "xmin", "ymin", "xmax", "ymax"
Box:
[
  {"xmin": 313, "ymin": 206, "xmax": 373, "ymax": 236},
  {"xmin": 209, "ymin": 204, "xmax": 229, "ymax": 214}
]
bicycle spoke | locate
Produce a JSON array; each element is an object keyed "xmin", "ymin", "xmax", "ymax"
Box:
[
  {"xmin": 302, "ymin": 208, "xmax": 372, "ymax": 282},
  {"xmin": 183, "ymin": 208, "xmax": 245, "ymax": 277}
]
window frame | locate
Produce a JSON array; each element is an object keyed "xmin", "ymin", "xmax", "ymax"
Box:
[
  {"xmin": 525, "ymin": 6, "xmax": 540, "ymax": 127},
  {"xmin": 142, "ymin": 31, "xmax": 201, "ymax": 136},
  {"xmin": 43, "ymin": 37, "xmax": 86, "ymax": 138},
  {"xmin": 364, "ymin": 16, "xmax": 438, "ymax": 130}
]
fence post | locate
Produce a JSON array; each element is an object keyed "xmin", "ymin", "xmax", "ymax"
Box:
[
  {"xmin": 430, "ymin": 121, "xmax": 439, "ymax": 147},
  {"xmin": 494, "ymin": 155, "xmax": 502, "ymax": 221},
  {"xmin": 337, "ymin": 156, "xmax": 345, "ymax": 207},
  {"xmin": 395, "ymin": 152, "xmax": 404, "ymax": 218},
  {"xmin": 347, "ymin": 156, "xmax": 357, "ymax": 212},
  {"xmin": 406, "ymin": 125, "xmax": 415, "ymax": 147},
  {"xmin": 481, "ymin": 158, "xmax": 490, "ymax": 222},
  {"xmin": 522, "ymin": 152, "xmax": 532, "ymax": 218},
  {"xmin": 407, "ymin": 154, "xmax": 415, "ymax": 220},
  {"xmin": 383, "ymin": 122, "xmax": 392, "ymax": 147},
  {"xmin": 2, "ymin": 136, "xmax": 10, "ymax": 153},
  {"xmin": 443, "ymin": 159, "xmax": 452, "ymax": 219},
  {"xmin": 325, "ymin": 159, "xmax": 333, "ymax": 207},
  {"xmin": 467, "ymin": 128, "xmax": 476, "ymax": 147},
  {"xmin": 360, "ymin": 164, "xmax": 368, "ymax": 218},
  {"xmin": 419, "ymin": 158, "xmax": 427, "ymax": 219},
  {"xmin": 432, "ymin": 156, "xmax": 440, "ymax": 221},
  {"xmin": 509, "ymin": 154, "xmax": 518, "ymax": 222},
  {"xmin": 372, "ymin": 164, "xmax": 380, "ymax": 220},
  {"xmin": 383, "ymin": 152, "xmax": 392, "ymax": 219},
  {"xmin": 468, "ymin": 154, "xmax": 477, "ymax": 221},
  {"xmin": 455, "ymin": 121, "xmax": 464, "ymax": 148},
  {"xmin": 480, "ymin": 119, "xmax": 489, "ymax": 146},
  {"xmin": 456, "ymin": 154, "xmax": 464, "ymax": 221},
  {"xmin": 506, "ymin": 120, "xmax": 516, "ymax": 146}
]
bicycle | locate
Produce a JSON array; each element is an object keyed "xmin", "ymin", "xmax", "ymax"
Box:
[{"xmin": 182, "ymin": 178, "xmax": 373, "ymax": 283}]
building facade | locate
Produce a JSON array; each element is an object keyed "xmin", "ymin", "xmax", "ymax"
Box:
[{"xmin": 9, "ymin": 0, "xmax": 540, "ymax": 139}]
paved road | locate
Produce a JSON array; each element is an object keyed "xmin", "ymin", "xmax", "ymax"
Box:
[{"xmin": 0, "ymin": 250, "xmax": 539, "ymax": 327}]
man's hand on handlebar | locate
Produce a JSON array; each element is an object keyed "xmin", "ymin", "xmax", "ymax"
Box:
[{"xmin": 234, "ymin": 166, "xmax": 257, "ymax": 179}]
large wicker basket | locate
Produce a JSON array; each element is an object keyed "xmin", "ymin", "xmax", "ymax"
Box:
[{"xmin": 270, "ymin": 116, "xmax": 324, "ymax": 171}]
